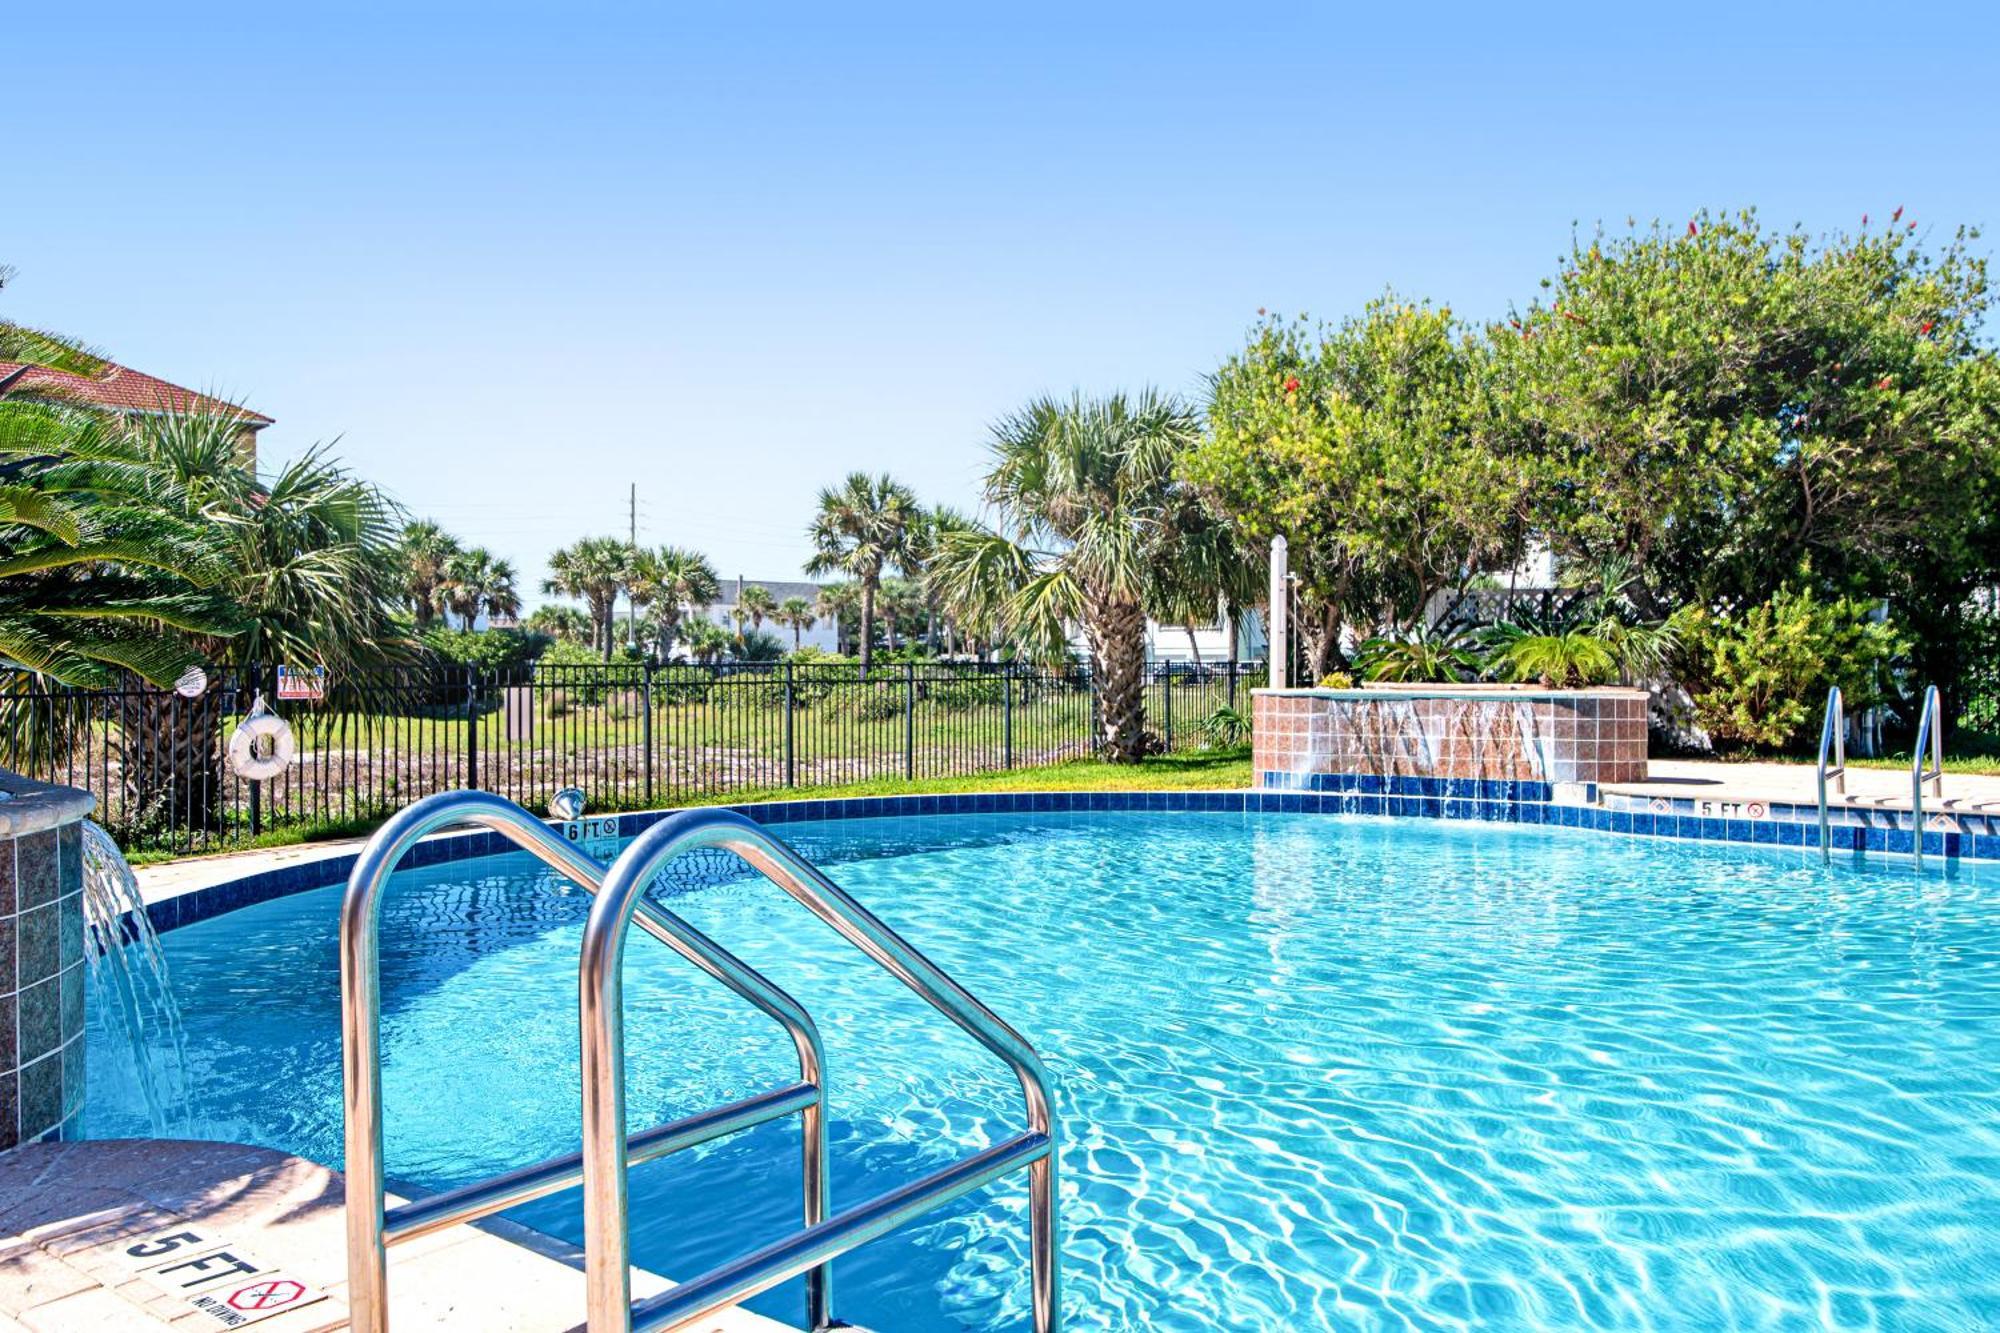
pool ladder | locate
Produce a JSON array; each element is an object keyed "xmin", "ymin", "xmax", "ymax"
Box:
[
  {"xmin": 1817, "ymin": 684, "xmax": 1946, "ymax": 865},
  {"xmin": 339, "ymin": 790, "xmax": 1059, "ymax": 1333}
]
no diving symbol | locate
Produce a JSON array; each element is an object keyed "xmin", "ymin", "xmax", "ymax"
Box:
[{"xmin": 229, "ymin": 1279, "xmax": 303, "ymax": 1312}]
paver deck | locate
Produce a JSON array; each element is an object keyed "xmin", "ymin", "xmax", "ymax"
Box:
[{"xmin": 0, "ymin": 1140, "xmax": 792, "ymax": 1332}]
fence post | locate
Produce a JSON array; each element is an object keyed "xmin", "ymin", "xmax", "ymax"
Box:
[
  {"xmin": 464, "ymin": 666, "xmax": 480, "ymax": 791},
  {"xmin": 1163, "ymin": 663, "xmax": 1173, "ymax": 751},
  {"xmin": 783, "ymin": 660, "xmax": 797, "ymax": 787},
  {"xmin": 248, "ymin": 662, "xmax": 266, "ymax": 837},
  {"xmin": 1003, "ymin": 667, "xmax": 1014, "ymax": 770},
  {"xmin": 642, "ymin": 658, "xmax": 656, "ymax": 805},
  {"xmin": 903, "ymin": 662, "xmax": 916, "ymax": 780}
]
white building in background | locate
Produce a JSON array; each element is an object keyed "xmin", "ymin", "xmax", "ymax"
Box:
[
  {"xmin": 688, "ymin": 577, "xmax": 841, "ymax": 654},
  {"xmin": 1066, "ymin": 607, "xmax": 1267, "ymax": 667}
]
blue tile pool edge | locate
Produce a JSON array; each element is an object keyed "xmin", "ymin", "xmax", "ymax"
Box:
[{"xmin": 142, "ymin": 782, "xmax": 1985, "ymax": 936}]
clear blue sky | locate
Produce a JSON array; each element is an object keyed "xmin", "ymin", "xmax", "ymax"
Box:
[{"xmin": 7, "ymin": 2, "xmax": 1996, "ymax": 606}]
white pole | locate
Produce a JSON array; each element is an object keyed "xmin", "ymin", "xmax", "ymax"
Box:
[{"xmin": 1268, "ymin": 536, "xmax": 1289, "ymax": 690}]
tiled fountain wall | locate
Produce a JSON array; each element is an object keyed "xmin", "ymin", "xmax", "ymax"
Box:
[
  {"xmin": 1252, "ymin": 687, "xmax": 1650, "ymax": 789},
  {"xmin": 0, "ymin": 774, "xmax": 90, "ymax": 1147}
]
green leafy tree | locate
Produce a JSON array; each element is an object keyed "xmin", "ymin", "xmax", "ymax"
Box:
[
  {"xmin": 805, "ymin": 472, "xmax": 918, "ymax": 676},
  {"xmin": 1492, "ymin": 210, "xmax": 2000, "ymax": 721},
  {"xmin": 932, "ymin": 390, "xmax": 1201, "ymax": 762},
  {"xmin": 1192, "ymin": 298, "xmax": 1530, "ymax": 678}
]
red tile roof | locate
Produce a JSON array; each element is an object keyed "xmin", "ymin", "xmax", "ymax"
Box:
[{"xmin": 0, "ymin": 360, "xmax": 272, "ymax": 426}]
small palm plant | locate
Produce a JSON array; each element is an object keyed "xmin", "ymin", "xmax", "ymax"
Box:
[
  {"xmin": 1354, "ymin": 627, "xmax": 1481, "ymax": 683},
  {"xmin": 1486, "ymin": 629, "xmax": 1619, "ymax": 688}
]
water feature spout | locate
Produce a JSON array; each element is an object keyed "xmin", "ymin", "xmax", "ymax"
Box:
[{"xmin": 80, "ymin": 820, "xmax": 191, "ymax": 1135}]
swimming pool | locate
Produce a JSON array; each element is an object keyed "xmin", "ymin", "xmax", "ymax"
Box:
[{"xmin": 88, "ymin": 810, "xmax": 2000, "ymax": 1330}]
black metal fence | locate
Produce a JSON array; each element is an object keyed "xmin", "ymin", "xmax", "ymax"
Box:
[{"xmin": 0, "ymin": 660, "xmax": 1264, "ymax": 855}]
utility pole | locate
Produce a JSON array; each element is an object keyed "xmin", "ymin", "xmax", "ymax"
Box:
[{"xmin": 627, "ymin": 482, "xmax": 637, "ymax": 650}]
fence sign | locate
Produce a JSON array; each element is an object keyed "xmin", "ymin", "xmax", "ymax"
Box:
[
  {"xmin": 275, "ymin": 665, "xmax": 327, "ymax": 701},
  {"xmin": 562, "ymin": 817, "xmax": 622, "ymax": 858}
]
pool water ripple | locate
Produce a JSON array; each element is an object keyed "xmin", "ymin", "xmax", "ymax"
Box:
[{"xmin": 87, "ymin": 812, "xmax": 2000, "ymax": 1329}]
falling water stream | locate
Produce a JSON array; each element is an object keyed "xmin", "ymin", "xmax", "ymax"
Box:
[
  {"xmin": 79, "ymin": 820, "xmax": 192, "ymax": 1136},
  {"xmin": 1289, "ymin": 695, "xmax": 1555, "ymax": 788}
]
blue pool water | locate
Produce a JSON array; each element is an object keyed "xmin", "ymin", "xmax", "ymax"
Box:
[{"xmin": 88, "ymin": 812, "xmax": 2000, "ymax": 1330}]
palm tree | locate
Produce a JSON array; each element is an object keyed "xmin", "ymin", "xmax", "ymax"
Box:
[
  {"xmin": 0, "ymin": 265, "xmax": 107, "ymax": 378},
  {"xmin": 0, "ymin": 402, "xmax": 244, "ymax": 689},
  {"xmin": 524, "ymin": 604, "xmax": 591, "ymax": 644},
  {"xmin": 440, "ymin": 547, "xmax": 519, "ymax": 629},
  {"xmin": 45, "ymin": 407, "xmax": 400, "ymax": 826},
  {"xmin": 736, "ymin": 583, "xmax": 777, "ymax": 642},
  {"xmin": 395, "ymin": 520, "xmax": 460, "ymax": 628},
  {"xmin": 1149, "ymin": 491, "xmax": 1263, "ymax": 669},
  {"xmin": 904, "ymin": 505, "xmax": 977, "ymax": 652},
  {"xmin": 814, "ymin": 582, "xmax": 861, "ymax": 654},
  {"xmin": 932, "ymin": 390, "xmax": 1202, "ymax": 761},
  {"xmin": 804, "ymin": 472, "xmax": 917, "ymax": 676},
  {"xmin": 774, "ymin": 596, "xmax": 817, "ymax": 650},
  {"xmin": 683, "ymin": 617, "xmax": 733, "ymax": 664},
  {"xmin": 626, "ymin": 545, "xmax": 719, "ymax": 658},
  {"xmin": 542, "ymin": 537, "xmax": 631, "ymax": 658}
]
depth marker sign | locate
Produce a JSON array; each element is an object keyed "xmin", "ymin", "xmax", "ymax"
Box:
[{"xmin": 188, "ymin": 1271, "xmax": 326, "ymax": 1327}]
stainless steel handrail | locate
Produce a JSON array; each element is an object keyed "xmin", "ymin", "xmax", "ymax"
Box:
[
  {"xmin": 340, "ymin": 790, "xmax": 832, "ymax": 1333},
  {"xmin": 1912, "ymin": 683, "xmax": 1945, "ymax": 865},
  {"xmin": 580, "ymin": 807, "xmax": 1060, "ymax": 1333},
  {"xmin": 1817, "ymin": 685, "xmax": 1847, "ymax": 864}
]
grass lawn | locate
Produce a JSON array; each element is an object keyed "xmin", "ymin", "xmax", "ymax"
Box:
[{"xmin": 127, "ymin": 748, "xmax": 1254, "ymax": 865}]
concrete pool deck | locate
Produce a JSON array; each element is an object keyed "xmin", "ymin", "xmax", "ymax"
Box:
[
  {"xmin": 0, "ymin": 1140, "xmax": 792, "ymax": 1331},
  {"xmin": 1607, "ymin": 758, "xmax": 2000, "ymax": 812}
]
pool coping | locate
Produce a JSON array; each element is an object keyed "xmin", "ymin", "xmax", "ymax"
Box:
[{"xmin": 133, "ymin": 781, "xmax": 1996, "ymax": 938}]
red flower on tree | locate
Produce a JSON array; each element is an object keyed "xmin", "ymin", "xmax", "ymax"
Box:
[
  {"xmin": 1687, "ymin": 221, "xmax": 1698, "ymax": 236},
  {"xmin": 1920, "ymin": 320, "xmax": 1936, "ymax": 335},
  {"xmin": 1282, "ymin": 376, "xmax": 1301, "ymax": 394},
  {"xmin": 1893, "ymin": 206, "xmax": 1904, "ymax": 222}
]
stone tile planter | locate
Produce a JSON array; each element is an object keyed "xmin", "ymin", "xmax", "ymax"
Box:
[
  {"xmin": 1252, "ymin": 685, "xmax": 1650, "ymax": 788},
  {"xmin": 0, "ymin": 771, "xmax": 92, "ymax": 1148}
]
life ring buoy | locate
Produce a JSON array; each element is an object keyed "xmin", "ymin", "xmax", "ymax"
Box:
[{"xmin": 227, "ymin": 696, "xmax": 295, "ymax": 780}]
